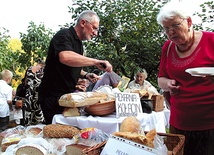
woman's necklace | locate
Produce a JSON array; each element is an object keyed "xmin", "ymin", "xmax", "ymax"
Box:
[{"xmin": 176, "ymin": 30, "xmax": 195, "ymax": 53}]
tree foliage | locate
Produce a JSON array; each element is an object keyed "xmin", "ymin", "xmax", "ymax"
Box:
[
  {"xmin": 0, "ymin": 0, "xmax": 213, "ymax": 89},
  {"xmin": 0, "ymin": 28, "xmax": 18, "ymax": 76},
  {"xmin": 19, "ymin": 21, "xmax": 54, "ymax": 70},
  {"xmin": 68, "ymin": 0, "xmax": 213, "ymax": 88},
  {"xmin": 194, "ymin": 1, "xmax": 214, "ymax": 31},
  {"xmin": 0, "ymin": 22, "xmax": 54, "ymax": 87},
  {"xmin": 69, "ymin": 0, "xmax": 167, "ymax": 87}
]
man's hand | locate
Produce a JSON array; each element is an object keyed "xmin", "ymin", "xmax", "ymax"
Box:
[
  {"xmin": 86, "ymin": 73, "xmax": 101, "ymax": 83},
  {"xmin": 96, "ymin": 60, "xmax": 112, "ymax": 72}
]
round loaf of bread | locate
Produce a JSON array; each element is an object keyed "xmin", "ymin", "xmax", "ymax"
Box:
[
  {"xmin": 119, "ymin": 116, "xmax": 142, "ymax": 133},
  {"xmin": 43, "ymin": 124, "xmax": 80, "ymax": 138},
  {"xmin": 15, "ymin": 144, "xmax": 47, "ymax": 155}
]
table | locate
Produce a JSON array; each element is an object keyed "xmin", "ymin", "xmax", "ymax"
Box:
[
  {"xmin": 163, "ymin": 108, "xmax": 170, "ymax": 128},
  {"xmin": 52, "ymin": 111, "xmax": 168, "ymax": 134}
]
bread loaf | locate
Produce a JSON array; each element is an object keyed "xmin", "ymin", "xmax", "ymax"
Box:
[
  {"xmin": 0, "ymin": 132, "xmax": 6, "ymax": 145},
  {"xmin": 120, "ymin": 116, "xmax": 142, "ymax": 133},
  {"xmin": 58, "ymin": 92, "xmax": 108, "ymax": 107},
  {"xmin": 1, "ymin": 137, "xmax": 21, "ymax": 152},
  {"xmin": 27, "ymin": 127, "xmax": 42, "ymax": 137},
  {"xmin": 62, "ymin": 107, "xmax": 80, "ymax": 117},
  {"xmin": 66, "ymin": 143, "xmax": 105, "ymax": 155},
  {"xmin": 15, "ymin": 144, "xmax": 47, "ymax": 155},
  {"xmin": 0, "ymin": 126, "xmax": 25, "ymax": 145},
  {"xmin": 113, "ymin": 131, "xmax": 154, "ymax": 148},
  {"xmin": 113, "ymin": 129, "xmax": 156, "ymax": 148},
  {"xmin": 43, "ymin": 124, "xmax": 79, "ymax": 138},
  {"xmin": 66, "ymin": 144, "xmax": 89, "ymax": 155}
]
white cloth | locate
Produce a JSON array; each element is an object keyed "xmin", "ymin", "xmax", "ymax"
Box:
[
  {"xmin": 163, "ymin": 108, "xmax": 170, "ymax": 129},
  {"xmin": 128, "ymin": 80, "xmax": 159, "ymax": 94},
  {"xmin": 92, "ymin": 72, "xmax": 122, "ymax": 91},
  {"xmin": 0, "ymin": 80, "xmax": 13, "ymax": 117},
  {"xmin": 52, "ymin": 111, "xmax": 167, "ymax": 134}
]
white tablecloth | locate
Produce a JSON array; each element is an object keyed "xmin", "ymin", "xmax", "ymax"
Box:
[
  {"xmin": 52, "ymin": 111, "xmax": 168, "ymax": 134},
  {"xmin": 163, "ymin": 109, "xmax": 170, "ymax": 128}
]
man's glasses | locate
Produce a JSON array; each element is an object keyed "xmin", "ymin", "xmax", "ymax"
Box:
[
  {"xmin": 86, "ymin": 20, "xmax": 99, "ymax": 32},
  {"xmin": 163, "ymin": 19, "xmax": 186, "ymax": 34}
]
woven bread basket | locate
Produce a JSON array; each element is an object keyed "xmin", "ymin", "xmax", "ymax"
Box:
[
  {"xmin": 84, "ymin": 100, "xmax": 115, "ymax": 116},
  {"xmin": 84, "ymin": 132, "xmax": 185, "ymax": 155}
]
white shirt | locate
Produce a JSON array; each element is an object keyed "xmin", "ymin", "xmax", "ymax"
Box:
[
  {"xmin": 0, "ymin": 80, "xmax": 13, "ymax": 117},
  {"xmin": 128, "ymin": 80, "xmax": 159, "ymax": 94}
]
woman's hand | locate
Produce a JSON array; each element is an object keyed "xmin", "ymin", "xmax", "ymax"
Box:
[
  {"xmin": 167, "ymin": 79, "xmax": 180, "ymax": 95},
  {"xmin": 158, "ymin": 77, "xmax": 180, "ymax": 95}
]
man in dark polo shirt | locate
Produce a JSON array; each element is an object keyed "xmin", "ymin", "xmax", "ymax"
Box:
[{"xmin": 39, "ymin": 10, "xmax": 112, "ymax": 124}]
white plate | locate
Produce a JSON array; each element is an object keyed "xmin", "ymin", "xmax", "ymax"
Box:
[{"xmin": 185, "ymin": 67, "xmax": 214, "ymax": 77}]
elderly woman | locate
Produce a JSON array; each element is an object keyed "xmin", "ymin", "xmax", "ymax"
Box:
[
  {"xmin": 157, "ymin": 1, "xmax": 214, "ymax": 155},
  {"xmin": 128, "ymin": 69, "xmax": 158, "ymax": 94}
]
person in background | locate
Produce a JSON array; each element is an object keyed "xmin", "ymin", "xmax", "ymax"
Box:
[
  {"xmin": 156, "ymin": 1, "xmax": 214, "ymax": 154},
  {"xmin": 24, "ymin": 59, "xmax": 45, "ymax": 125},
  {"xmin": 87, "ymin": 69, "xmax": 101, "ymax": 91},
  {"xmin": 92, "ymin": 71, "xmax": 121, "ymax": 91},
  {"xmin": 38, "ymin": 10, "xmax": 112, "ymax": 124},
  {"xmin": 0, "ymin": 69, "xmax": 13, "ymax": 132},
  {"xmin": 128, "ymin": 69, "xmax": 158, "ymax": 94},
  {"xmin": 75, "ymin": 78, "xmax": 90, "ymax": 92}
]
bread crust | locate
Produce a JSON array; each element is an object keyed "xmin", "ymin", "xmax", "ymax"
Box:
[
  {"xmin": 43, "ymin": 124, "xmax": 80, "ymax": 138},
  {"xmin": 62, "ymin": 107, "xmax": 80, "ymax": 117},
  {"xmin": 66, "ymin": 144, "xmax": 89, "ymax": 155},
  {"xmin": 113, "ymin": 131, "xmax": 155, "ymax": 148},
  {"xmin": 15, "ymin": 144, "xmax": 47, "ymax": 155},
  {"xmin": 28, "ymin": 127, "xmax": 42, "ymax": 136},
  {"xmin": 120, "ymin": 116, "xmax": 142, "ymax": 133},
  {"xmin": 58, "ymin": 92, "xmax": 108, "ymax": 107},
  {"xmin": 2, "ymin": 139, "xmax": 20, "ymax": 152}
]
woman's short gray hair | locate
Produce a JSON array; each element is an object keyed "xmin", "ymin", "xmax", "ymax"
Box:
[
  {"xmin": 136, "ymin": 68, "xmax": 148, "ymax": 79},
  {"xmin": 77, "ymin": 10, "xmax": 100, "ymax": 24},
  {"xmin": 157, "ymin": 1, "xmax": 192, "ymax": 26}
]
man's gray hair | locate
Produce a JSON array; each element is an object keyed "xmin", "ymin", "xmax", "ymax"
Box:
[{"xmin": 77, "ymin": 10, "xmax": 100, "ymax": 24}]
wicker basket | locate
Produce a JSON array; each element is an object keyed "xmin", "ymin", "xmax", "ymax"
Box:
[
  {"xmin": 84, "ymin": 100, "xmax": 115, "ymax": 116},
  {"xmin": 84, "ymin": 132, "xmax": 185, "ymax": 155},
  {"xmin": 82, "ymin": 141, "xmax": 107, "ymax": 155},
  {"xmin": 159, "ymin": 132, "xmax": 185, "ymax": 155}
]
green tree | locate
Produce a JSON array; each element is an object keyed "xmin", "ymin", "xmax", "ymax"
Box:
[
  {"xmin": 19, "ymin": 21, "xmax": 54, "ymax": 69},
  {"xmin": 69, "ymin": 0, "xmax": 167, "ymax": 87},
  {"xmin": 68, "ymin": 0, "xmax": 213, "ymax": 89},
  {"xmin": 194, "ymin": 1, "xmax": 214, "ymax": 31},
  {"xmin": 0, "ymin": 28, "xmax": 18, "ymax": 74}
]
